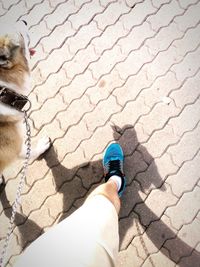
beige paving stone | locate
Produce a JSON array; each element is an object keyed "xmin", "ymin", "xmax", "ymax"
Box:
[
  {"xmin": 53, "ymin": 120, "xmax": 91, "ymax": 162},
  {"xmin": 32, "ymin": 51, "xmax": 67, "ymax": 83},
  {"xmin": 4, "ymin": 234, "xmax": 21, "ymax": 266},
  {"xmin": 118, "ymin": 21, "xmax": 154, "ymax": 55},
  {"xmin": 139, "ymin": 101, "xmax": 179, "ymax": 136},
  {"xmin": 111, "ymin": 97, "xmax": 150, "ymax": 130},
  {"xmin": 87, "ymin": 69, "xmax": 124, "ymax": 105},
  {"xmin": 117, "ymin": 245, "xmax": 144, "ymax": 267},
  {"xmin": 135, "ymin": 152, "xmax": 179, "ymax": 194},
  {"xmin": 145, "ymin": 22, "xmax": 181, "ymax": 57},
  {"xmin": 1, "ymin": 0, "xmax": 20, "ymax": 10},
  {"xmin": 120, "ymin": 181, "xmax": 146, "ymax": 218},
  {"xmin": 164, "ymin": 219, "xmax": 200, "ymax": 263},
  {"xmin": 94, "ymin": 1, "xmax": 129, "ymax": 31},
  {"xmin": 90, "ymin": 45, "xmax": 124, "ymax": 80},
  {"xmin": 168, "ymin": 120, "xmax": 200, "ymax": 166},
  {"xmin": 64, "ymin": 45, "xmax": 98, "ymax": 79},
  {"xmin": 21, "ymin": 1, "xmax": 53, "ymax": 27},
  {"xmin": 61, "ymin": 69, "xmax": 95, "ymax": 104},
  {"xmin": 170, "ymin": 70, "xmax": 200, "ymax": 109},
  {"xmin": 44, "ymin": 0, "xmax": 78, "ymax": 31},
  {"xmin": 173, "ymin": 23, "xmax": 200, "ymax": 59},
  {"xmin": 0, "ymin": 2, "xmax": 6, "ymax": 16},
  {"xmin": 166, "ymin": 149, "xmax": 200, "ymax": 197},
  {"xmin": 0, "ymin": 1, "xmax": 26, "ymax": 23},
  {"xmin": 135, "ymin": 183, "xmax": 178, "ymax": 226},
  {"xmin": 28, "ymin": 92, "xmax": 41, "ymax": 113},
  {"xmin": 35, "ymin": 117, "xmax": 64, "ymax": 141},
  {"xmin": 171, "ymin": 45, "xmax": 200, "ymax": 82},
  {"xmin": 113, "ymin": 71, "xmax": 151, "ymax": 107},
  {"xmin": 131, "ymin": 232, "xmax": 159, "ymax": 260},
  {"xmin": 147, "ymin": 0, "xmax": 183, "ymax": 32},
  {"xmin": 134, "ymin": 123, "xmax": 150, "ymax": 144},
  {"xmin": 57, "ymin": 95, "xmax": 94, "ymax": 131},
  {"xmin": 67, "ymin": 21, "xmax": 101, "ymax": 55},
  {"xmin": 164, "ymin": 217, "xmax": 200, "ymax": 262},
  {"xmin": 80, "ymin": 123, "xmax": 116, "ymax": 160},
  {"xmin": 141, "ymin": 124, "xmax": 178, "ymax": 158},
  {"xmin": 177, "ymin": 248, "xmax": 200, "ymax": 267},
  {"xmin": 178, "ymin": 0, "xmax": 198, "ymax": 9},
  {"xmin": 45, "ymin": 175, "xmax": 87, "ymax": 217},
  {"xmin": 40, "ymin": 21, "xmax": 75, "ymax": 56},
  {"xmin": 143, "ymin": 248, "xmax": 176, "ymax": 267},
  {"xmin": 69, "ymin": 0, "xmax": 103, "ymax": 31},
  {"xmin": 124, "ymin": 151, "xmax": 148, "ymax": 185},
  {"xmin": 24, "ymin": 158, "xmax": 50, "ymax": 188},
  {"xmin": 31, "ymin": 94, "xmax": 66, "ymax": 130},
  {"xmin": 116, "ymin": 46, "xmax": 153, "ymax": 80},
  {"xmin": 165, "ymin": 186, "xmax": 200, "ymax": 230},
  {"xmin": 122, "ymin": 1, "xmax": 156, "ymax": 31},
  {"xmin": 40, "ymin": 193, "xmax": 63, "ymax": 220},
  {"xmin": 33, "ymin": 69, "xmax": 69, "ymax": 104},
  {"xmin": 174, "ymin": 0, "xmax": 200, "ymax": 32},
  {"xmin": 92, "ymin": 21, "xmax": 128, "ymax": 56},
  {"xmin": 119, "ymin": 211, "xmax": 145, "ymax": 250},
  {"xmin": 83, "ymin": 95, "xmax": 121, "ymax": 132},
  {"xmin": 168, "ymin": 96, "xmax": 200, "ymax": 138},
  {"xmin": 0, "ymin": 212, "xmax": 11, "ymax": 239},
  {"xmin": 21, "ymin": 174, "xmax": 56, "ymax": 216}
]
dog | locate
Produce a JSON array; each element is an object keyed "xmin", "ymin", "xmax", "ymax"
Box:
[{"xmin": 0, "ymin": 21, "xmax": 51, "ymax": 185}]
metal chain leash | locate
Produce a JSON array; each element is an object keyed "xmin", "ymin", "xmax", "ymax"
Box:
[{"xmin": 0, "ymin": 111, "xmax": 31, "ymax": 267}]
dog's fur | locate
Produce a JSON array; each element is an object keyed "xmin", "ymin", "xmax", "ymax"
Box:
[{"xmin": 0, "ymin": 21, "xmax": 50, "ymax": 184}]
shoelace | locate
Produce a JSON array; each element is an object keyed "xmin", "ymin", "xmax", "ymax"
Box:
[{"xmin": 106, "ymin": 160, "xmax": 122, "ymax": 173}]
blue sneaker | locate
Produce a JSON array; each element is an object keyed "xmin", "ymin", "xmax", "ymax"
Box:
[{"xmin": 103, "ymin": 143, "xmax": 126, "ymax": 197}]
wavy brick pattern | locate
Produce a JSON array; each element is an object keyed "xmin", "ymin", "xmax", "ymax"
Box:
[{"xmin": 1, "ymin": 0, "xmax": 200, "ymax": 266}]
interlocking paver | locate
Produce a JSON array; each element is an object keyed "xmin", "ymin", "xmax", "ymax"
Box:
[
  {"xmin": 117, "ymin": 245, "xmax": 144, "ymax": 267},
  {"xmin": 21, "ymin": 173, "xmax": 56, "ymax": 216},
  {"xmin": 69, "ymin": 0, "xmax": 103, "ymax": 31},
  {"xmin": 135, "ymin": 183, "xmax": 178, "ymax": 226},
  {"xmin": 164, "ymin": 217, "xmax": 200, "ymax": 262},
  {"xmin": 166, "ymin": 148, "xmax": 200, "ymax": 198},
  {"xmin": 57, "ymin": 95, "xmax": 94, "ymax": 131},
  {"xmin": 147, "ymin": 0, "xmax": 184, "ymax": 32},
  {"xmin": 143, "ymin": 248, "xmax": 176, "ymax": 267},
  {"xmin": 167, "ymin": 118, "xmax": 200, "ymax": 166},
  {"xmin": 92, "ymin": 20, "xmax": 128, "ymax": 55},
  {"xmin": 94, "ymin": 1, "xmax": 129, "ymax": 31},
  {"xmin": 170, "ymin": 69, "xmax": 200, "ymax": 110},
  {"xmin": 44, "ymin": 0, "xmax": 78, "ymax": 31},
  {"xmin": 33, "ymin": 68, "xmax": 69, "ymax": 104},
  {"xmin": 121, "ymin": 1, "xmax": 156, "ymax": 31},
  {"xmin": 31, "ymin": 94, "xmax": 66, "ymax": 130},
  {"xmin": 21, "ymin": 0, "xmax": 53, "ymax": 27},
  {"xmin": 174, "ymin": 0, "xmax": 200, "ymax": 32},
  {"xmin": 60, "ymin": 69, "xmax": 94, "ymax": 104},
  {"xmin": 1, "ymin": 0, "xmax": 200, "ymax": 266},
  {"xmin": 165, "ymin": 186, "xmax": 200, "ymax": 230}
]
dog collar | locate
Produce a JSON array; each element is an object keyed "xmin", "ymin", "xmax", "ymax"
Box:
[{"xmin": 0, "ymin": 86, "xmax": 29, "ymax": 112}]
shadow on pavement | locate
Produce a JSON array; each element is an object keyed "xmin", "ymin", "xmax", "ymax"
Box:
[{"xmin": 1, "ymin": 124, "xmax": 199, "ymax": 266}]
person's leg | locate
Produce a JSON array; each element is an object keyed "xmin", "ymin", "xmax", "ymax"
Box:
[
  {"xmin": 14, "ymin": 143, "xmax": 126, "ymax": 267},
  {"xmin": 86, "ymin": 179, "xmax": 120, "ymax": 213}
]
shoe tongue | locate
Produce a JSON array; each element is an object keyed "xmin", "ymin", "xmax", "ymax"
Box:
[{"xmin": 110, "ymin": 157, "xmax": 119, "ymax": 161}]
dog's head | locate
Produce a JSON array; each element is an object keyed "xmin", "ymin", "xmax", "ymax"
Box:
[{"xmin": 0, "ymin": 21, "xmax": 30, "ymax": 70}]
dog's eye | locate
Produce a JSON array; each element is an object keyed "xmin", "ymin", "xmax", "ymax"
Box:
[{"xmin": 0, "ymin": 55, "xmax": 7, "ymax": 61}]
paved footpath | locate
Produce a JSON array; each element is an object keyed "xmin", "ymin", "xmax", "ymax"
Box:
[{"xmin": 0, "ymin": 0, "xmax": 200, "ymax": 266}]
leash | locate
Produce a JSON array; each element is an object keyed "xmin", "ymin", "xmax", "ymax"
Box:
[{"xmin": 0, "ymin": 110, "xmax": 31, "ymax": 267}]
